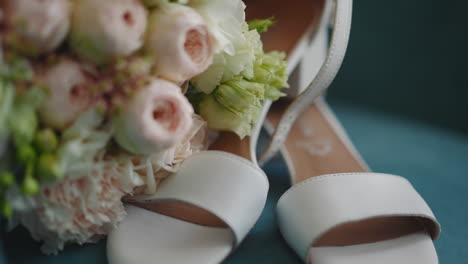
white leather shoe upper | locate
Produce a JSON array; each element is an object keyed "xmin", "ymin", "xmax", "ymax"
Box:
[
  {"xmin": 135, "ymin": 151, "xmax": 269, "ymax": 246},
  {"xmin": 108, "ymin": 151, "xmax": 269, "ymax": 264},
  {"xmin": 276, "ymin": 172, "xmax": 441, "ymax": 262}
]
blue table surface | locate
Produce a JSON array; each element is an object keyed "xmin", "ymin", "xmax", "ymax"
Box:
[{"xmin": 2, "ymin": 101, "xmax": 467, "ymax": 263}]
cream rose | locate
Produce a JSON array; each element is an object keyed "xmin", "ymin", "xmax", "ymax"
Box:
[
  {"xmin": 3, "ymin": 0, "xmax": 71, "ymax": 55},
  {"xmin": 145, "ymin": 4, "xmax": 214, "ymax": 82},
  {"xmin": 113, "ymin": 78, "xmax": 194, "ymax": 154},
  {"xmin": 39, "ymin": 58, "xmax": 92, "ymax": 130},
  {"xmin": 70, "ymin": 0, "xmax": 147, "ymax": 64}
]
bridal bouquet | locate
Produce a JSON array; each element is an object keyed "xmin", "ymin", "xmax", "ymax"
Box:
[{"xmin": 0, "ymin": 0, "xmax": 287, "ymax": 254}]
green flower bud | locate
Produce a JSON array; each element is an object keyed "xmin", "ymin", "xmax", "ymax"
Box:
[
  {"xmin": 21, "ymin": 175, "xmax": 39, "ymax": 196},
  {"xmin": 8, "ymin": 106, "xmax": 38, "ymax": 145},
  {"xmin": 6, "ymin": 57, "xmax": 34, "ymax": 82},
  {"xmin": 197, "ymin": 78, "xmax": 265, "ymax": 138},
  {"xmin": 34, "ymin": 129, "xmax": 58, "ymax": 153},
  {"xmin": 0, "ymin": 199, "xmax": 12, "ymax": 218},
  {"xmin": 21, "ymin": 161, "xmax": 39, "ymax": 196},
  {"xmin": 16, "ymin": 144, "xmax": 36, "ymax": 164},
  {"xmin": 198, "ymin": 95, "xmax": 255, "ymax": 139},
  {"xmin": 0, "ymin": 172, "xmax": 15, "ymax": 188},
  {"xmin": 95, "ymin": 101, "xmax": 108, "ymax": 116},
  {"xmin": 37, "ymin": 153, "xmax": 63, "ymax": 182}
]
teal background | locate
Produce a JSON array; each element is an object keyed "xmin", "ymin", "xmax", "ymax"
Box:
[{"xmin": 2, "ymin": 0, "xmax": 468, "ymax": 263}]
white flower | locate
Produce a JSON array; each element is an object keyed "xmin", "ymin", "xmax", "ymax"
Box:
[
  {"xmin": 188, "ymin": 0, "xmax": 267, "ymax": 94},
  {"xmin": 70, "ymin": 0, "xmax": 147, "ymax": 64},
  {"xmin": 58, "ymin": 108, "xmax": 112, "ymax": 180},
  {"xmin": 145, "ymin": 4, "xmax": 214, "ymax": 82},
  {"xmin": 15, "ymin": 159, "xmax": 144, "ymax": 254},
  {"xmin": 129, "ymin": 114, "xmax": 212, "ymax": 196},
  {"xmin": 113, "ymin": 78, "xmax": 194, "ymax": 154},
  {"xmin": 192, "ymin": 25, "xmax": 263, "ymax": 94},
  {"xmin": 152, "ymin": 114, "xmax": 210, "ymax": 173},
  {"xmin": 39, "ymin": 58, "xmax": 92, "ymax": 130},
  {"xmin": 189, "ymin": 0, "xmax": 246, "ymax": 55},
  {"xmin": 3, "ymin": 0, "xmax": 71, "ymax": 54}
]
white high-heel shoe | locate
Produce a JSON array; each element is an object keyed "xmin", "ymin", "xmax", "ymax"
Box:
[{"xmin": 250, "ymin": 0, "xmax": 441, "ymax": 263}]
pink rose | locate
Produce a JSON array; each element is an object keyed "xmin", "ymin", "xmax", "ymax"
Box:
[
  {"xmin": 70, "ymin": 0, "xmax": 147, "ymax": 64},
  {"xmin": 39, "ymin": 58, "xmax": 92, "ymax": 130},
  {"xmin": 128, "ymin": 114, "xmax": 213, "ymax": 196},
  {"xmin": 113, "ymin": 78, "xmax": 194, "ymax": 154},
  {"xmin": 145, "ymin": 4, "xmax": 214, "ymax": 82},
  {"xmin": 3, "ymin": 0, "xmax": 71, "ymax": 54}
]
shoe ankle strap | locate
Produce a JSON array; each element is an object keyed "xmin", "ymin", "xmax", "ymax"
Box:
[{"xmin": 259, "ymin": 0, "xmax": 353, "ymax": 165}]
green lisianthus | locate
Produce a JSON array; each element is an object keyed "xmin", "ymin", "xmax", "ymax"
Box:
[
  {"xmin": 191, "ymin": 27, "xmax": 288, "ymax": 138},
  {"xmin": 198, "ymin": 96, "xmax": 251, "ymax": 139},
  {"xmin": 196, "ymin": 78, "xmax": 264, "ymax": 138},
  {"xmin": 253, "ymin": 51, "xmax": 289, "ymax": 100},
  {"xmin": 213, "ymin": 78, "xmax": 264, "ymax": 114},
  {"xmin": 191, "ymin": 47, "xmax": 288, "ymax": 138},
  {"xmin": 188, "ymin": 0, "xmax": 288, "ymax": 138}
]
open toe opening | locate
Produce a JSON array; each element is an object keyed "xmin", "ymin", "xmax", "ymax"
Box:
[
  {"xmin": 129, "ymin": 200, "xmax": 228, "ymax": 228},
  {"xmin": 313, "ymin": 216, "xmax": 438, "ymax": 248}
]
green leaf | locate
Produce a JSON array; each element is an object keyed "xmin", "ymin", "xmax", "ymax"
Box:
[
  {"xmin": 248, "ymin": 17, "xmax": 276, "ymax": 33},
  {"xmin": 0, "ymin": 55, "xmax": 34, "ymax": 82},
  {"xmin": 0, "ymin": 199, "xmax": 12, "ymax": 218},
  {"xmin": 0, "ymin": 81, "xmax": 15, "ymax": 135},
  {"xmin": 69, "ymin": 31, "xmax": 110, "ymax": 65}
]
